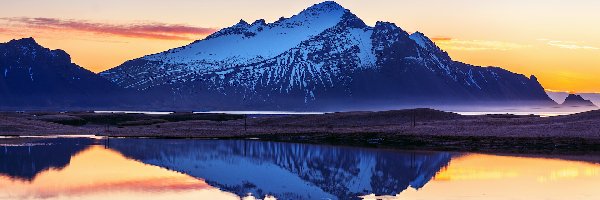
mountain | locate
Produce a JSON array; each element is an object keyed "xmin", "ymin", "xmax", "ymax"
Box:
[
  {"xmin": 562, "ymin": 94, "xmax": 598, "ymax": 108},
  {"xmin": 100, "ymin": 1, "xmax": 554, "ymax": 111},
  {"xmin": 547, "ymin": 91, "xmax": 600, "ymax": 106},
  {"xmin": 0, "ymin": 38, "xmax": 121, "ymax": 109}
]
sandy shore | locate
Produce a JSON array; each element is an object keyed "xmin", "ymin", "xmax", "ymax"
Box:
[{"xmin": 1, "ymin": 109, "xmax": 599, "ymax": 153}]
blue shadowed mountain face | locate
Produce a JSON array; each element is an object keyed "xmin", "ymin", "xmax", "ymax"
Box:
[
  {"xmin": 0, "ymin": 38, "xmax": 124, "ymax": 109},
  {"xmin": 109, "ymin": 139, "xmax": 457, "ymax": 200}
]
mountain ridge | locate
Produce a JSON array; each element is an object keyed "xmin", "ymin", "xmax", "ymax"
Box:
[
  {"xmin": 0, "ymin": 38, "xmax": 125, "ymax": 109},
  {"xmin": 1, "ymin": 1, "xmax": 556, "ymax": 110}
]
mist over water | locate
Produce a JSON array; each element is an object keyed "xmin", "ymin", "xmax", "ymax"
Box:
[{"xmin": 90, "ymin": 101, "xmax": 599, "ymax": 117}]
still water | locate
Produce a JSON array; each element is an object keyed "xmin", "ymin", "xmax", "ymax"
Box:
[{"xmin": 1, "ymin": 137, "xmax": 599, "ymax": 200}]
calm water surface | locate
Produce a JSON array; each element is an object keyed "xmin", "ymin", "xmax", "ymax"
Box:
[{"xmin": 1, "ymin": 137, "xmax": 599, "ymax": 200}]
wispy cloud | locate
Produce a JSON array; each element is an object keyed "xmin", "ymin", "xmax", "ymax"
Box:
[
  {"xmin": 0, "ymin": 17, "xmax": 218, "ymax": 40},
  {"xmin": 541, "ymin": 39, "xmax": 600, "ymax": 50},
  {"xmin": 431, "ymin": 38, "xmax": 529, "ymax": 51},
  {"xmin": 430, "ymin": 37, "xmax": 452, "ymax": 41}
]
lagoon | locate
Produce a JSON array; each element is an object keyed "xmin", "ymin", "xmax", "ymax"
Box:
[{"xmin": 1, "ymin": 137, "xmax": 599, "ymax": 200}]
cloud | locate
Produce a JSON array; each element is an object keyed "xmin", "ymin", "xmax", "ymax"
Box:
[
  {"xmin": 545, "ymin": 40, "xmax": 599, "ymax": 50},
  {"xmin": 0, "ymin": 17, "xmax": 218, "ymax": 40},
  {"xmin": 431, "ymin": 38, "xmax": 529, "ymax": 51},
  {"xmin": 430, "ymin": 37, "xmax": 452, "ymax": 41}
]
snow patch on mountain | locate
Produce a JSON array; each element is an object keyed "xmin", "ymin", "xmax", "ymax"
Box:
[
  {"xmin": 409, "ymin": 32, "xmax": 433, "ymax": 50},
  {"xmin": 348, "ymin": 28, "xmax": 376, "ymax": 69}
]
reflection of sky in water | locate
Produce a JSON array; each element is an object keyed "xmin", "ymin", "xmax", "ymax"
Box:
[
  {"xmin": 364, "ymin": 154, "xmax": 600, "ymax": 200},
  {"xmin": 0, "ymin": 146, "xmax": 243, "ymax": 200},
  {"xmin": 0, "ymin": 138, "xmax": 599, "ymax": 200}
]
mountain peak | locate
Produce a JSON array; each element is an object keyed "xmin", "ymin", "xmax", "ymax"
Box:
[
  {"xmin": 566, "ymin": 94, "xmax": 586, "ymax": 101},
  {"xmin": 374, "ymin": 21, "xmax": 402, "ymax": 32},
  {"xmin": 299, "ymin": 1, "xmax": 346, "ymax": 18},
  {"xmin": 530, "ymin": 75, "xmax": 538, "ymax": 81},
  {"xmin": 236, "ymin": 19, "xmax": 249, "ymax": 26},
  {"xmin": 412, "ymin": 31, "xmax": 426, "ymax": 37},
  {"xmin": 8, "ymin": 37, "xmax": 40, "ymax": 46},
  {"xmin": 306, "ymin": 1, "xmax": 345, "ymax": 12},
  {"xmin": 251, "ymin": 19, "xmax": 267, "ymax": 26}
]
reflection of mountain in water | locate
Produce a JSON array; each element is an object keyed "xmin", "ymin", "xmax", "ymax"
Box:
[
  {"xmin": 0, "ymin": 138, "xmax": 94, "ymax": 180},
  {"xmin": 110, "ymin": 139, "xmax": 456, "ymax": 200}
]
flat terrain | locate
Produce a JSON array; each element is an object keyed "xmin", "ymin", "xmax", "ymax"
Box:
[{"xmin": 1, "ymin": 109, "xmax": 600, "ymax": 153}]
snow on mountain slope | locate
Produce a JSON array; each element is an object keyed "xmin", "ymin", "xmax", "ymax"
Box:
[
  {"xmin": 147, "ymin": 2, "xmax": 345, "ymax": 70},
  {"xmin": 188, "ymin": 11, "xmax": 375, "ymax": 103},
  {"xmin": 101, "ymin": 1, "xmax": 349, "ymax": 90}
]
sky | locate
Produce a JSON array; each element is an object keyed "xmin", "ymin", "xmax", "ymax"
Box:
[{"xmin": 1, "ymin": 0, "xmax": 599, "ymax": 93}]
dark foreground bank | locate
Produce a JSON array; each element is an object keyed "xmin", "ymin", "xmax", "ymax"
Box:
[{"xmin": 1, "ymin": 109, "xmax": 599, "ymax": 154}]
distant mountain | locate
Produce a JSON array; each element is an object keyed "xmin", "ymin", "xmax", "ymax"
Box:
[
  {"xmin": 547, "ymin": 91, "xmax": 600, "ymax": 106},
  {"xmin": 0, "ymin": 38, "xmax": 122, "ymax": 109},
  {"xmin": 562, "ymin": 94, "xmax": 598, "ymax": 108},
  {"xmin": 100, "ymin": 1, "xmax": 554, "ymax": 111}
]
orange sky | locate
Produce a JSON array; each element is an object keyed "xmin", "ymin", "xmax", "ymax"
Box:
[{"xmin": 1, "ymin": 0, "xmax": 599, "ymax": 92}]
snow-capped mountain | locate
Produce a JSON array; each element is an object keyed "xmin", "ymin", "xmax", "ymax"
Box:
[
  {"xmin": 101, "ymin": 1, "xmax": 554, "ymax": 110},
  {"xmin": 0, "ymin": 38, "xmax": 121, "ymax": 108}
]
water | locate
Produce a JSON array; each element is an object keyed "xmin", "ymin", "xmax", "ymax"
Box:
[
  {"xmin": 1, "ymin": 137, "xmax": 599, "ymax": 200},
  {"xmin": 454, "ymin": 111, "xmax": 579, "ymax": 117},
  {"xmin": 93, "ymin": 109, "xmax": 598, "ymax": 118},
  {"xmin": 94, "ymin": 111, "xmax": 175, "ymax": 115},
  {"xmin": 194, "ymin": 111, "xmax": 327, "ymax": 115}
]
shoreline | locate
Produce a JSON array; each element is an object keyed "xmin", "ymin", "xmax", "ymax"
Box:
[
  {"xmin": 2, "ymin": 108, "xmax": 600, "ymax": 155},
  {"xmin": 2, "ymin": 133, "xmax": 599, "ymax": 155}
]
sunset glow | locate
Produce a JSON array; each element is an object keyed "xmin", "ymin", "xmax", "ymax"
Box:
[{"xmin": 1, "ymin": 0, "xmax": 599, "ymax": 92}]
